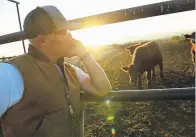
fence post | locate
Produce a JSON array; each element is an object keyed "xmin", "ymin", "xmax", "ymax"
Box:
[
  {"xmin": 7, "ymin": 0, "xmax": 26, "ymax": 53},
  {"xmin": 80, "ymin": 103, "xmax": 85, "ymax": 137}
]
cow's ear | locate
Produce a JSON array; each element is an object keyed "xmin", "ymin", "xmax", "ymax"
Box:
[
  {"xmin": 126, "ymin": 47, "xmax": 130, "ymax": 50},
  {"xmin": 121, "ymin": 66, "xmax": 129, "ymax": 72}
]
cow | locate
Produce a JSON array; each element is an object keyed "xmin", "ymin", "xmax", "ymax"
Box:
[
  {"xmin": 126, "ymin": 41, "xmax": 149, "ymax": 54},
  {"xmin": 121, "ymin": 41, "xmax": 164, "ymax": 89},
  {"xmin": 184, "ymin": 32, "xmax": 195, "ymax": 76}
]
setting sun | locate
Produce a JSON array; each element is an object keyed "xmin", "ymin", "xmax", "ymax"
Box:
[{"xmin": 71, "ymin": 26, "xmax": 122, "ymax": 47}]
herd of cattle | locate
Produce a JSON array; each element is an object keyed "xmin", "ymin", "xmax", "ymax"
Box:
[{"xmin": 121, "ymin": 32, "xmax": 195, "ymax": 89}]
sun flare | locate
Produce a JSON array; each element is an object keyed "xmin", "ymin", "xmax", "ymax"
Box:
[{"xmin": 71, "ymin": 25, "xmax": 122, "ymax": 47}]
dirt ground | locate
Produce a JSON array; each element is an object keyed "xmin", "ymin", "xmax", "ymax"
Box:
[{"xmin": 83, "ymin": 40, "xmax": 195, "ymax": 137}]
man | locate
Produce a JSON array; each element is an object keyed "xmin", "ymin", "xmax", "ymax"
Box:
[{"xmin": 0, "ymin": 6, "xmax": 111, "ymax": 137}]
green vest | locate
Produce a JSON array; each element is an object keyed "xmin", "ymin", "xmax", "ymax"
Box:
[{"xmin": 1, "ymin": 46, "xmax": 83, "ymax": 137}]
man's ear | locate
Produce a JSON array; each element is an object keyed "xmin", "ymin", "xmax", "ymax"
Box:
[
  {"xmin": 121, "ymin": 66, "xmax": 129, "ymax": 72},
  {"xmin": 36, "ymin": 35, "xmax": 47, "ymax": 46}
]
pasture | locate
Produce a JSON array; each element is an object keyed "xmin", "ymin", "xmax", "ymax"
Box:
[{"xmin": 83, "ymin": 40, "xmax": 195, "ymax": 137}]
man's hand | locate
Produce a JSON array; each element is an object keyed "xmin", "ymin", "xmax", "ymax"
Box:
[
  {"xmin": 65, "ymin": 39, "xmax": 112, "ymax": 97},
  {"xmin": 67, "ymin": 39, "xmax": 87, "ymax": 58}
]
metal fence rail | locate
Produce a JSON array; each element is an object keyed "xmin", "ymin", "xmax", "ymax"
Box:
[
  {"xmin": 69, "ymin": 0, "xmax": 195, "ymax": 30},
  {"xmin": 81, "ymin": 87, "xmax": 195, "ymax": 102}
]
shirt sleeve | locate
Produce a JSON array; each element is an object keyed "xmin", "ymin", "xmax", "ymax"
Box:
[
  {"xmin": 0, "ymin": 63, "xmax": 23, "ymax": 118},
  {"xmin": 71, "ymin": 65, "xmax": 89, "ymax": 84}
]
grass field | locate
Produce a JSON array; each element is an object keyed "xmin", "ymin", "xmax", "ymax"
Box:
[{"xmin": 83, "ymin": 40, "xmax": 195, "ymax": 137}]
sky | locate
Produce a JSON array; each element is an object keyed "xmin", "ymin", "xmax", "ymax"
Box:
[{"xmin": 0, "ymin": 0, "xmax": 195, "ymax": 57}]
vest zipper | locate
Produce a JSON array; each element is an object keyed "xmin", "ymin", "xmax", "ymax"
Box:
[{"xmin": 55, "ymin": 64, "xmax": 79, "ymax": 137}]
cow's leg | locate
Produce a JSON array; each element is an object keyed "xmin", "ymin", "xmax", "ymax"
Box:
[
  {"xmin": 192, "ymin": 51, "xmax": 195, "ymax": 77},
  {"xmin": 159, "ymin": 62, "xmax": 164, "ymax": 79},
  {"xmin": 192, "ymin": 63, "xmax": 195, "ymax": 77},
  {"xmin": 152, "ymin": 67, "xmax": 156, "ymax": 81},
  {"xmin": 147, "ymin": 70, "xmax": 152, "ymax": 89},
  {"xmin": 137, "ymin": 75, "xmax": 142, "ymax": 89}
]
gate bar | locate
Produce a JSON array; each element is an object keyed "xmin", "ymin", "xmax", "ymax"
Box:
[
  {"xmin": 69, "ymin": 0, "xmax": 195, "ymax": 30},
  {"xmin": 80, "ymin": 87, "xmax": 195, "ymax": 102}
]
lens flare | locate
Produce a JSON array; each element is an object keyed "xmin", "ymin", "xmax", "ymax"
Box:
[
  {"xmin": 111, "ymin": 128, "xmax": 116, "ymax": 135},
  {"xmin": 105, "ymin": 99, "xmax": 110, "ymax": 105},
  {"xmin": 107, "ymin": 115, "xmax": 114, "ymax": 121}
]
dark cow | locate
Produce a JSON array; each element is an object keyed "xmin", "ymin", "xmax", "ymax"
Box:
[
  {"xmin": 121, "ymin": 41, "xmax": 164, "ymax": 89},
  {"xmin": 126, "ymin": 41, "xmax": 149, "ymax": 54},
  {"xmin": 184, "ymin": 32, "xmax": 195, "ymax": 76}
]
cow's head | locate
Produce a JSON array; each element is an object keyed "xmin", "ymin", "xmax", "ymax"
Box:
[
  {"xmin": 121, "ymin": 64, "xmax": 137, "ymax": 85},
  {"xmin": 126, "ymin": 43, "xmax": 143, "ymax": 54},
  {"xmin": 184, "ymin": 32, "xmax": 195, "ymax": 44}
]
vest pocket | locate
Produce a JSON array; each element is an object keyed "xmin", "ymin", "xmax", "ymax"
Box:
[
  {"xmin": 33, "ymin": 109, "xmax": 70, "ymax": 137},
  {"xmin": 33, "ymin": 116, "xmax": 54, "ymax": 137}
]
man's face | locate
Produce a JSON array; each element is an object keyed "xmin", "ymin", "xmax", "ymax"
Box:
[{"xmin": 42, "ymin": 29, "xmax": 74, "ymax": 57}]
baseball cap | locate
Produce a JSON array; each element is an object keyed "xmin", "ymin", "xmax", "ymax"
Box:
[{"xmin": 23, "ymin": 6, "xmax": 70, "ymax": 38}]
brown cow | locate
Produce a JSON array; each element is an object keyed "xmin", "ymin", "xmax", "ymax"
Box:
[
  {"xmin": 184, "ymin": 32, "xmax": 195, "ymax": 76},
  {"xmin": 126, "ymin": 41, "xmax": 149, "ymax": 54},
  {"xmin": 121, "ymin": 41, "xmax": 164, "ymax": 89}
]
